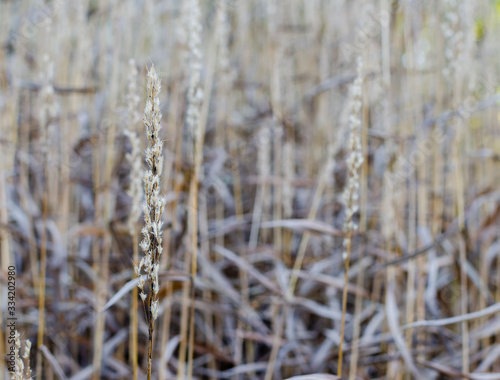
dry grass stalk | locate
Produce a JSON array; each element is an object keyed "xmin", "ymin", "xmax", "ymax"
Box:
[
  {"xmin": 125, "ymin": 58, "xmax": 142, "ymax": 380},
  {"xmin": 187, "ymin": 10, "xmax": 219, "ymax": 378},
  {"xmin": 338, "ymin": 57, "xmax": 364, "ymax": 377},
  {"xmin": 135, "ymin": 65, "xmax": 165, "ymax": 379},
  {"xmin": 159, "ymin": 83, "xmax": 181, "ymax": 380},
  {"xmin": 35, "ymin": 194, "xmax": 47, "ymax": 380},
  {"xmin": 178, "ymin": 0, "xmax": 204, "ymax": 378},
  {"xmin": 36, "ymin": 55, "xmax": 55, "ymax": 380}
]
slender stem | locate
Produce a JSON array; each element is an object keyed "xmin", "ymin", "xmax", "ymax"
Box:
[
  {"xmin": 131, "ymin": 230, "xmax": 139, "ymax": 380},
  {"xmin": 148, "ymin": 268, "xmax": 155, "ymax": 379},
  {"xmin": 338, "ymin": 227, "xmax": 352, "ymax": 377},
  {"xmin": 148, "ymin": 314, "xmax": 153, "ymax": 380},
  {"xmin": 36, "ymin": 193, "xmax": 48, "ymax": 380}
]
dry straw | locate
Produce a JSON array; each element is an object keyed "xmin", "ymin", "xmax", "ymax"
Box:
[
  {"xmin": 36, "ymin": 54, "xmax": 56, "ymax": 380},
  {"xmin": 338, "ymin": 57, "xmax": 364, "ymax": 377},
  {"xmin": 125, "ymin": 59, "xmax": 143, "ymax": 236},
  {"xmin": 125, "ymin": 58, "xmax": 142, "ymax": 380},
  {"xmin": 178, "ymin": 0, "xmax": 204, "ymax": 377},
  {"xmin": 135, "ymin": 64, "xmax": 165, "ymax": 380}
]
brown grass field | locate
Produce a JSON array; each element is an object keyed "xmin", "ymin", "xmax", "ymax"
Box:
[{"xmin": 2, "ymin": 0, "xmax": 500, "ymax": 379}]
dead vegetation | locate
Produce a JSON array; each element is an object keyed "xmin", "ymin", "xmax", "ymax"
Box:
[{"xmin": 1, "ymin": 1, "xmax": 500, "ymax": 379}]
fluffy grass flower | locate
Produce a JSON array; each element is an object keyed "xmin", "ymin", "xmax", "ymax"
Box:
[
  {"xmin": 135, "ymin": 64, "xmax": 165, "ymax": 380},
  {"xmin": 338, "ymin": 57, "xmax": 364, "ymax": 377}
]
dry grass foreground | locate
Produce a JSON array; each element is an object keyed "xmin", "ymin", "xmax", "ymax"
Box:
[{"xmin": 1, "ymin": 0, "xmax": 500, "ymax": 379}]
